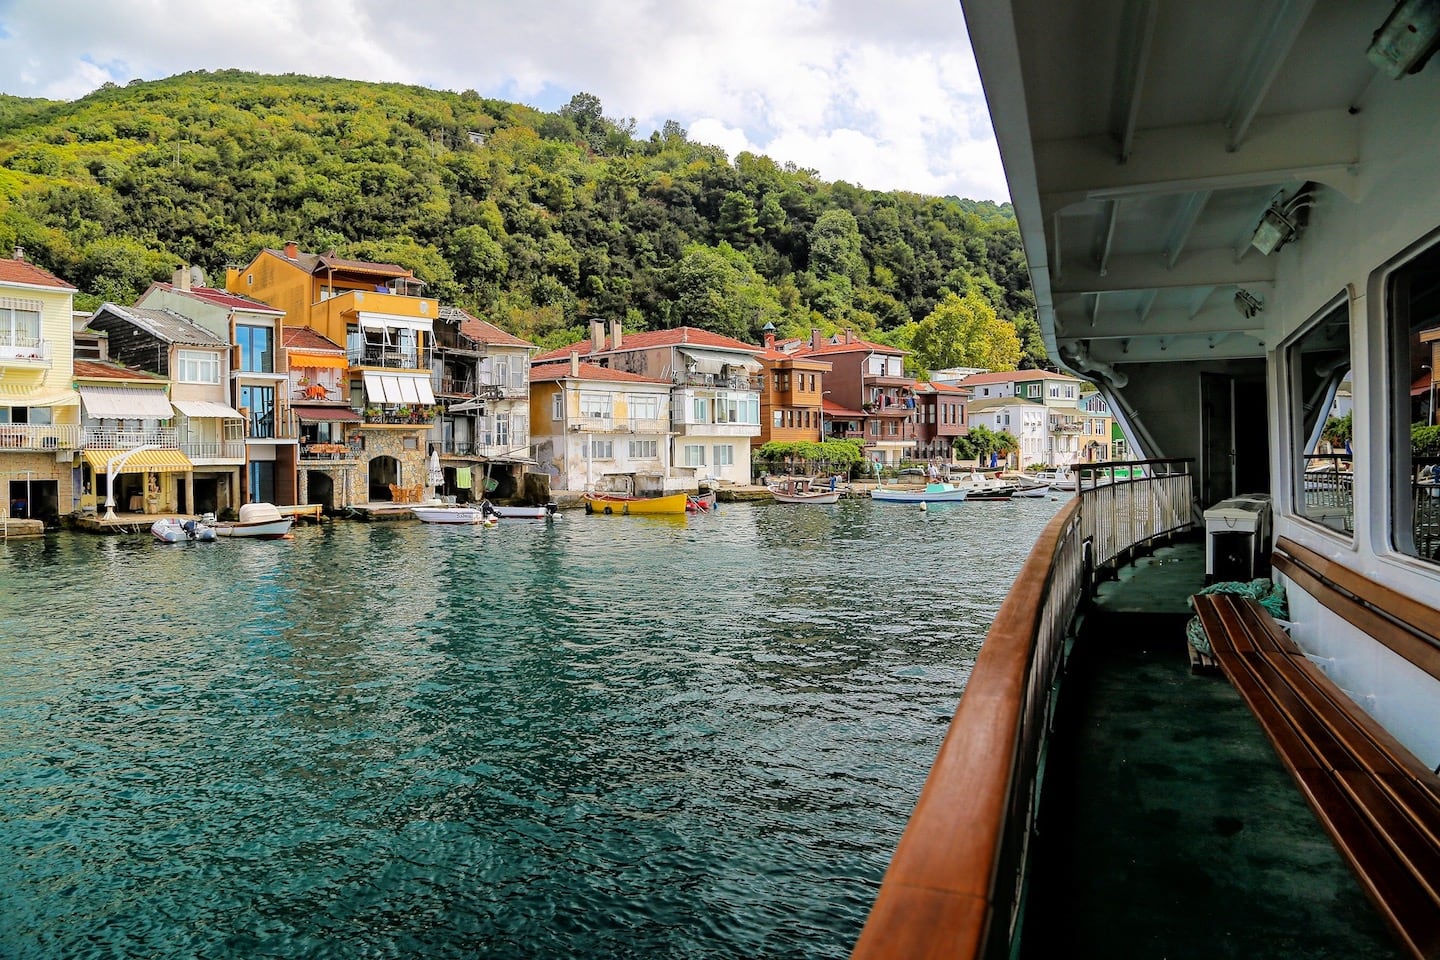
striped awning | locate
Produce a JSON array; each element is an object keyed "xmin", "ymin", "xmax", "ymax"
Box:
[
  {"xmin": 82, "ymin": 449, "xmax": 194, "ymax": 474},
  {"xmin": 0, "ymin": 385, "xmax": 80, "ymax": 406},
  {"xmin": 287, "ymin": 350, "xmax": 347, "ymax": 369},
  {"xmin": 363, "ymin": 371, "xmax": 435, "ymax": 405},
  {"xmin": 78, "ymin": 386, "xmax": 173, "ymax": 419}
]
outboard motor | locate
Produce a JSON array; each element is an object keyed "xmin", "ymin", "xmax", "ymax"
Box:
[
  {"xmin": 182, "ymin": 519, "xmax": 198, "ymax": 539},
  {"xmin": 481, "ymin": 500, "xmax": 499, "ymax": 520},
  {"xmin": 544, "ymin": 502, "xmax": 559, "ymax": 518}
]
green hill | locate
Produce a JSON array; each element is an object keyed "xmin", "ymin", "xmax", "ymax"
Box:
[{"xmin": 0, "ymin": 69, "xmax": 1039, "ymax": 365}]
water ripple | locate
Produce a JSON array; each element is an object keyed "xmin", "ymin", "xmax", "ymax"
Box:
[{"xmin": 0, "ymin": 497, "xmax": 1062, "ymax": 959}]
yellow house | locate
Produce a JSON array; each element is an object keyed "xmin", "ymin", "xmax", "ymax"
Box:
[
  {"xmin": 226, "ymin": 244, "xmax": 439, "ymax": 505},
  {"xmin": 0, "ymin": 249, "xmax": 81, "ymax": 524}
]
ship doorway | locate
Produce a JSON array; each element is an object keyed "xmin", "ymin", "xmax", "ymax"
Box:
[{"xmin": 1200, "ymin": 367, "xmax": 1269, "ymax": 507}]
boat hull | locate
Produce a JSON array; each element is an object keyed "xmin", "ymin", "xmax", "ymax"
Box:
[
  {"xmin": 489, "ymin": 503, "xmax": 560, "ymax": 519},
  {"xmin": 583, "ymin": 492, "xmax": 690, "ymax": 515},
  {"xmin": 412, "ymin": 506, "xmax": 492, "ymax": 525},
  {"xmin": 870, "ymin": 484, "xmax": 970, "ymax": 503},
  {"xmin": 212, "ymin": 518, "xmax": 294, "ymax": 539},
  {"xmin": 771, "ymin": 490, "xmax": 841, "ymax": 504}
]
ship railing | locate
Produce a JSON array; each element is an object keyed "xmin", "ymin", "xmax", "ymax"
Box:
[{"xmin": 852, "ymin": 458, "xmax": 1194, "ymax": 960}]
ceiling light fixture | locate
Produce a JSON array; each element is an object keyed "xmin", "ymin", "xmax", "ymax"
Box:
[
  {"xmin": 1367, "ymin": 0, "xmax": 1440, "ymax": 79},
  {"xmin": 1249, "ymin": 187, "xmax": 1316, "ymax": 256}
]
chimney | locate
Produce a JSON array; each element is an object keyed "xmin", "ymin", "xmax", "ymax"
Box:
[
  {"xmin": 589, "ymin": 318, "xmax": 606, "ymax": 353},
  {"xmin": 173, "ymin": 264, "xmax": 191, "ymax": 292},
  {"xmin": 845, "ymin": 327, "xmax": 855, "ymax": 344},
  {"xmin": 283, "ymin": 240, "xmax": 300, "ymax": 259},
  {"xmin": 609, "ymin": 319, "xmax": 622, "ymax": 350},
  {"xmin": 810, "ymin": 328, "xmax": 822, "ymax": 350},
  {"xmin": 570, "ymin": 351, "xmax": 580, "ymax": 377},
  {"xmin": 12, "ymin": 246, "xmax": 23, "ymax": 262},
  {"xmin": 764, "ymin": 331, "xmax": 776, "ymax": 349}
]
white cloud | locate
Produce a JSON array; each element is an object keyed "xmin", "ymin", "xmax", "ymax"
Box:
[{"xmin": 0, "ymin": 0, "xmax": 1009, "ymax": 200}]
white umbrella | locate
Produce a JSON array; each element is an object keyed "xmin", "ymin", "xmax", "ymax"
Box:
[{"xmin": 427, "ymin": 449, "xmax": 443, "ymax": 487}]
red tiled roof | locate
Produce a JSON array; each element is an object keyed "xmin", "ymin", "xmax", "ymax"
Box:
[
  {"xmin": 532, "ymin": 326, "xmax": 760, "ymax": 364},
  {"xmin": 440, "ymin": 306, "xmax": 533, "ymax": 349},
  {"xmin": 530, "ymin": 361, "xmax": 669, "ymax": 385},
  {"xmin": 146, "ymin": 282, "xmax": 283, "ymax": 314},
  {"xmin": 283, "ymin": 326, "xmax": 344, "ymax": 352},
  {"xmin": 265, "ymin": 248, "xmax": 414, "ymax": 279},
  {"xmin": 0, "ymin": 257, "xmax": 76, "ymax": 291},
  {"xmin": 73, "ymin": 359, "xmax": 166, "ymax": 381},
  {"xmin": 795, "ymin": 336, "xmax": 907, "ymax": 357},
  {"xmin": 821, "ymin": 399, "xmax": 867, "ymax": 418},
  {"xmin": 915, "ymin": 380, "xmax": 966, "ymax": 394}
]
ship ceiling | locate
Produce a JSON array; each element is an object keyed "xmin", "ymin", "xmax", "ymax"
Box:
[{"xmin": 970, "ymin": 0, "xmax": 1387, "ymax": 373}]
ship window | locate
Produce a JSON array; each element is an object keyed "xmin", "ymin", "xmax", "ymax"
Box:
[
  {"xmin": 1285, "ymin": 297, "xmax": 1352, "ymax": 536},
  {"xmin": 1385, "ymin": 237, "xmax": 1440, "ymax": 565}
]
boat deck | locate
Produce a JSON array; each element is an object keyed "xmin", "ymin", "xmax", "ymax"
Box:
[{"xmin": 1021, "ymin": 537, "xmax": 1403, "ymax": 959}]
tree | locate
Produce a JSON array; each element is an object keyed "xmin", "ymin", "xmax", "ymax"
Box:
[
  {"xmin": 663, "ymin": 242, "xmax": 783, "ymax": 339},
  {"xmin": 910, "ymin": 291, "xmax": 1022, "ymax": 373},
  {"xmin": 953, "ymin": 424, "xmax": 1019, "ymax": 464}
]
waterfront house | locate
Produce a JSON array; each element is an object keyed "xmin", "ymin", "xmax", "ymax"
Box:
[
  {"xmin": 964, "ymin": 396, "xmax": 1047, "ymax": 469},
  {"xmin": 791, "ymin": 329, "xmax": 917, "ymax": 467},
  {"xmin": 533, "ymin": 321, "xmax": 762, "ymax": 487},
  {"xmin": 432, "ymin": 306, "xmax": 537, "ymax": 500},
  {"xmin": 1078, "ymin": 390, "xmax": 1117, "ymax": 463},
  {"xmin": 73, "ymin": 359, "xmax": 188, "ymax": 518},
  {"xmin": 528, "ymin": 353, "xmax": 673, "ymax": 494},
  {"xmin": 137, "ymin": 268, "xmax": 290, "ymax": 506},
  {"xmin": 227, "ymin": 244, "xmax": 437, "ymax": 504},
  {"xmin": 913, "ymin": 380, "xmax": 969, "ymax": 462},
  {"xmin": 283, "ymin": 326, "xmax": 360, "ymax": 510},
  {"xmin": 955, "ymin": 369, "xmax": 1101, "ymax": 468},
  {"xmin": 0, "ymin": 250, "xmax": 81, "ymax": 522},
  {"xmin": 756, "ymin": 326, "xmax": 832, "ymax": 446},
  {"xmin": 85, "ymin": 303, "xmax": 244, "ymax": 515}
]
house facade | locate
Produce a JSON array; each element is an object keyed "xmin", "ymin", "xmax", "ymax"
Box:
[
  {"xmin": 73, "ymin": 359, "xmax": 189, "ymax": 518},
  {"xmin": 432, "ymin": 306, "xmax": 536, "ymax": 500},
  {"xmin": 528, "ymin": 354, "xmax": 673, "ymax": 494},
  {"xmin": 791, "ymin": 329, "xmax": 917, "ymax": 466},
  {"xmin": 227, "ymin": 244, "xmax": 437, "ymax": 504},
  {"xmin": 283, "ymin": 326, "xmax": 360, "ymax": 510},
  {"xmin": 756, "ymin": 327, "xmax": 832, "ymax": 446},
  {"xmin": 965, "ymin": 396, "xmax": 1048, "ymax": 469},
  {"xmin": 86, "ymin": 302, "xmax": 245, "ymax": 515},
  {"xmin": 913, "ymin": 380, "xmax": 969, "ymax": 461},
  {"xmin": 533, "ymin": 321, "xmax": 762, "ymax": 488},
  {"xmin": 0, "ymin": 251, "xmax": 81, "ymax": 522}
]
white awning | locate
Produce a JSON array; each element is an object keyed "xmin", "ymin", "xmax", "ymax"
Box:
[
  {"xmin": 363, "ymin": 371, "xmax": 435, "ymax": 405},
  {"xmin": 172, "ymin": 399, "xmax": 245, "ymax": 419},
  {"xmin": 679, "ymin": 348, "xmax": 762, "ymax": 374},
  {"xmin": 79, "ymin": 385, "xmax": 173, "ymax": 419},
  {"xmin": 357, "ymin": 312, "xmax": 433, "ymax": 334},
  {"xmin": 0, "ymin": 386, "xmax": 79, "ymax": 407}
]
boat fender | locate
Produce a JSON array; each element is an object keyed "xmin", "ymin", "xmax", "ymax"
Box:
[
  {"xmin": 621, "ymin": 504, "xmax": 629, "ymax": 515},
  {"xmin": 603, "ymin": 505, "xmax": 613, "ymax": 515}
]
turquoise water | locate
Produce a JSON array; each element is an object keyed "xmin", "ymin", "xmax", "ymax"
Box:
[{"xmin": 0, "ymin": 497, "xmax": 1062, "ymax": 959}]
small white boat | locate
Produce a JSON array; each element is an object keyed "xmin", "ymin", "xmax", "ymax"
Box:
[
  {"xmin": 412, "ymin": 504, "xmax": 496, "ymax": 525},
  {"xmin": 212, "ymin": 502, "xmax": 295, "ymax": 539},
  {"xmin": 946, "ymin": 471, "xmax": 1017, "ymax": 500},
  {"xmin": 871, "ymin": 482, "xmax": 970, "ymax": 503},
  {"xmin": 489, "ymin": 502, "xmax": 561, "ymax": 520},
  {"xmin": 151, "ymin": 517, "xmax": 217, "ymax": 543},
  {"xmin": 1001, "ymin": 472, "xmax": 1053, "ymax": 497},
  {"xmin": 769, "ymin": 477, "xmax": 842, "ymax": 504}
]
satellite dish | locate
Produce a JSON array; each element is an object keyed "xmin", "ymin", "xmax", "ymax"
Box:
[{"xmin": 189, "ymin": 265, "xmax": 207, "ymax": 288}]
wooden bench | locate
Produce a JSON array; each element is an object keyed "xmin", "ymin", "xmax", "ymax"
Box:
[{"xmin": 1192, "ymin": 548, "xmax": 1440, "ymax": 960}]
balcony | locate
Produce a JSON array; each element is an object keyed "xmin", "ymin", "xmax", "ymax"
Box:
[
  {"xmin": 0, "ymin": 423, "xmax": 81, "ymax": 450},
  {"xmin": 179, "ymin": 439, "xmax": 247, "ymax": 462},
  {"xmin": 299, "ymin": 442, "xmax": 357, "ymax": 463},
  {"xmin": 361, "ymin": 405, "xmax": 439, "ymax": 426},
  {"xmin": 0, "ymin": 335, "xmax": 51, "ymax": 369},
  {"xmin": 347, "ymin": 346, "xmax": 433, "ymax": 371},
  {"xmin": 83, "ymin": 428, "xmax": 179, "ymax": 450},
  {"xmin": 568, "ymin": 415, "xmax": 669, "ymax": 434},
  {"xmin": 1050, "ymin": 418, "xmax": 1084, "ymax": 433},
  {"xmin": 673, "ymin": 372, "xmax": 761, "ymax": 391}
]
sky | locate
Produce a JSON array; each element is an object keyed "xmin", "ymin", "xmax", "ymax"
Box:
[{"xmin": 0, "ymin": 0, "xmax": 1010, "ymax": 202}]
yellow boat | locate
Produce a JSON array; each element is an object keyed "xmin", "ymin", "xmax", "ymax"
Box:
[{"xmin": 582, "ymin": 492, "xmax": 690, "ymax": 515}]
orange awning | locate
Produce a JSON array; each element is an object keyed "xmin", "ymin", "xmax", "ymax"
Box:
[{"xmin": 288, "ymin": 350, "xmax": 347, "ymax": 369}]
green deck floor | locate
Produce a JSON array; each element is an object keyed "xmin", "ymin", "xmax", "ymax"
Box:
[{"xmin": 1019, "ymin": 537, "xmax": 1402, "ymax": 960}]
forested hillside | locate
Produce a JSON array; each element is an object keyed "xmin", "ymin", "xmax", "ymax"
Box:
[{"xmin": 0, "ymin": 70, "xmax": 1041, "ymax": 369}]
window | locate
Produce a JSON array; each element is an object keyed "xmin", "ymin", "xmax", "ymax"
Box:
[
  {"xmin": 0, "ymin": 299, "xmax": 42, "ymax": 346},
  {"xmin": 177, "ymin": 349, "xmax": 221, "ymax": 384},
  {"xmin": 629, "ymin": 440, "xmax": 658, "ymax": 458},
  {"xmin": 239, "ymin": 384, "xmax": 275, "ymax": 439},
  {"xmin": 714, "ymin": 444, "xmax": 734, "ymax": 466},
  {"xmin": 773, "ymin": 410, "xmax": 784, "ymax": 427},
  {"xmin": 692, "ymin": 397, "xmax": 708, "ymax": 423},
  {"xmin": 1285, "ymin": 297, "xmax": 1352, "ymax": 535},
  {"xmin": 553, "ymin": 393, "xmax": 564, "ymax": 420},
  {"xmin": 236, "ymin": 325, "xmax": 272, "ymax": 373},
  {"xmin": 683, "ymin": 444, "xmax": 705, "ymax": 467},
  {"xmin": 628, "ymin": 394, "xmax": 660, "ymax": 422},
  {"xmin": 589, "ymin": 439, "xmax": 614, "ymax": 458},
  {"xmin": 715, "ymin": 393, "xmax": 758, "ymax": 424},
  {"xmin": 495, "ymin": 413, "xmax": 510, "ymax": 446},
  {"xmin": 580, "ymin": 393, "xmax": 611, "ymax": 418},
  {"xmin": 1384, "ymin": 237, "xmax": 1440, "ymax": 565}
]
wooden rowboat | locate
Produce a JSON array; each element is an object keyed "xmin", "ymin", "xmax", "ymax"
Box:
[{"xmin": 582, "ymin": 492, "xmax": 690, "ymax": 515}]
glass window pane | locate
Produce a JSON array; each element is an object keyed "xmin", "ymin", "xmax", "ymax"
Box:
[{"xmin": 1287, "ymin": 298, "xmax": 1352, "ymax": 536}]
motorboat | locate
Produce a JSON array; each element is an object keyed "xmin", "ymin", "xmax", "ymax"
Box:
[
  {"xmin": 870, "ymin": 482, "xmax": 970, "ymax": 504},
  {"xmin": 768, "ymin": 476, "xmax": 841, "ymax": 505},
  {"xmin": 487, "ymin": 501, "xmax": 561, "ymax": 520},
  {"xmin": 687, "ymin": 490, "xmax": 718, "ymax": 512},
  {"xmin": 582, "ymin": 491, "xmax": 690, "ymax": 515},
  {"xmin": 412, "ymin": 503, "xmax": 496, "ymax": 525},
  {"xmin": 854, "ymin": 4, "xmax": 1440, "ymax": 959},
  {"xmin": 946, "ymin": 470, "xmax": 1017, "ymax": 500},
  {"xmin": 151, "ymin": 516, "xmax": 216, "ymax": 543},
  {"xmin": 212, "ymin": 502, "xmax": 294, "ymax": 539}
]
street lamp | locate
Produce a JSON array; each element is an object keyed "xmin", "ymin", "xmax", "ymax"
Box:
[{"xmin": 819, "ymin": 391, "xmax": 831, "ymax": 441}]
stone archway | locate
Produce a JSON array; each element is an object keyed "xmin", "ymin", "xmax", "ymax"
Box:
[
  {"xmin": 368, "ymin": 455, "xmax": 400, "ymax": 501},
  {"xmin": 305, "ymin": 470, "xmax": 336, "ymax": 511}
]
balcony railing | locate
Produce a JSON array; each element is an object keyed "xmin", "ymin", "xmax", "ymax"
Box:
[
  {"xmin": 0, "ymin": 423, "xmax": 82, "ymax": 450},
  {"xmin": 0, "ymin": 335, "xmax": 51, "ymax": 367},
  {"xmin": 673, "ymin": 372, "xmax": 761, "ymax": 390},
  {"xmin": 347, "ymin": 346, "xmax": 433, "ymax": 370},
  {"xmin": 179, "ymin": 440, "xmax": 247, "ymax": 461},
  {"xmin": 853, "ymin": 459, "xmax": 1194, "ymax": 960},
  {"xmin": 83, "ymin": 428, "xmax": 179, "ymax": 450},
  {"xmin": 362, "ymin": 406, "xmax": 439, "ymax": 426},
  {"xmin": 299, "ymin": 442, "xmax": 357, "ymax": 462}
]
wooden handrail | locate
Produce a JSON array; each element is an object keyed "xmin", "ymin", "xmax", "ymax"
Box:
[{"xmin": 852, "ymin": 497, "xmax": 1082, "ymax": 960}]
